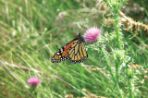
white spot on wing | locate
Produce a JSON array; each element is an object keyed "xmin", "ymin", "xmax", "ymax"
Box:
[{"xmin": 60, "ymin": 48, "xmax": 63, "ymax": 52}]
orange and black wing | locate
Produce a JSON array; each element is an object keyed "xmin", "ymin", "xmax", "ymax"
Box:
[
  {"xmin": 51, "ymin": 39, "xmax": 80, "ymax": 63},
  {"xmin": 51, "ymin": 34, "xmax": 88, "ymax": 63},
  {"xmin": 68, "ymin": 41, "xmax": 87, "ymax": 63}
]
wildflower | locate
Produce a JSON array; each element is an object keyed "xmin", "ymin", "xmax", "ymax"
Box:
[
  {"xmin": 27, "ymin": 76, "xmax": 40, "ymax": 87},
  {"xmin": 83, "ymin": 27, "xmax": 101, "ymax": 43}
]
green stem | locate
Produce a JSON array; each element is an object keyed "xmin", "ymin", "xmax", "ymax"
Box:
[
  {"xmin": 112, "ymin": 2, "xmax": 124, "ymax": 98},
  {"xmin": 113, "ymin": 7, "xmax": 123, "ymax": 49}
]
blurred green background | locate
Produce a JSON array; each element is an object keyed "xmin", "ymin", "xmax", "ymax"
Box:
[{"xmin": 0, "ymin": 0, "xmax": 148, "ymax": 98}]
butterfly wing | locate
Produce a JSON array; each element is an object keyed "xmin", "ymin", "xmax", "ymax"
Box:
[
  {"xmin": 51, "ymin": 34, "xmax": 88, "ymax": 63},
  {"xmin": 68, "ymin": 41, "xmax": 87, "ymax": 63},
  {"xmin": 51, "ymin": 39, "xmax": 79, "ymax": 63}
]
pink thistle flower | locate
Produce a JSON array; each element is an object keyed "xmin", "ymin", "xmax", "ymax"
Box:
[
  {"xmin": 27, "ymin": 77, "xmax": 40, "ymax": 87},
  {"xmin": 83, "ymin": 27, "xmax": 101, "ymax": 43}
]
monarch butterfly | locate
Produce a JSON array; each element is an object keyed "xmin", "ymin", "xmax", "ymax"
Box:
[{"xmin": 51, "ymin": 34, "xmax": 88, "ymax": 63}]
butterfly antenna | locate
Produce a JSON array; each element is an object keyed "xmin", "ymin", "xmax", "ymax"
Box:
[
  {"xmin": 78, "ymin": 33, "xmax": 81, "ymax": 36},
  {"xmin": 77, "ymin": 33, "xmax": 81, "ymax": 38}
]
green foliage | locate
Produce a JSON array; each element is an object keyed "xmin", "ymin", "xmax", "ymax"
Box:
[{"xmin": 0, "ymin": 0, "xmax": 148, "ymax": 98}]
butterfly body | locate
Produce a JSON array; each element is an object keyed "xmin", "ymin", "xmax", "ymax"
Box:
[{"xmin": 51, "ymin": 34, "xmax": 88, "ymax": 63}]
